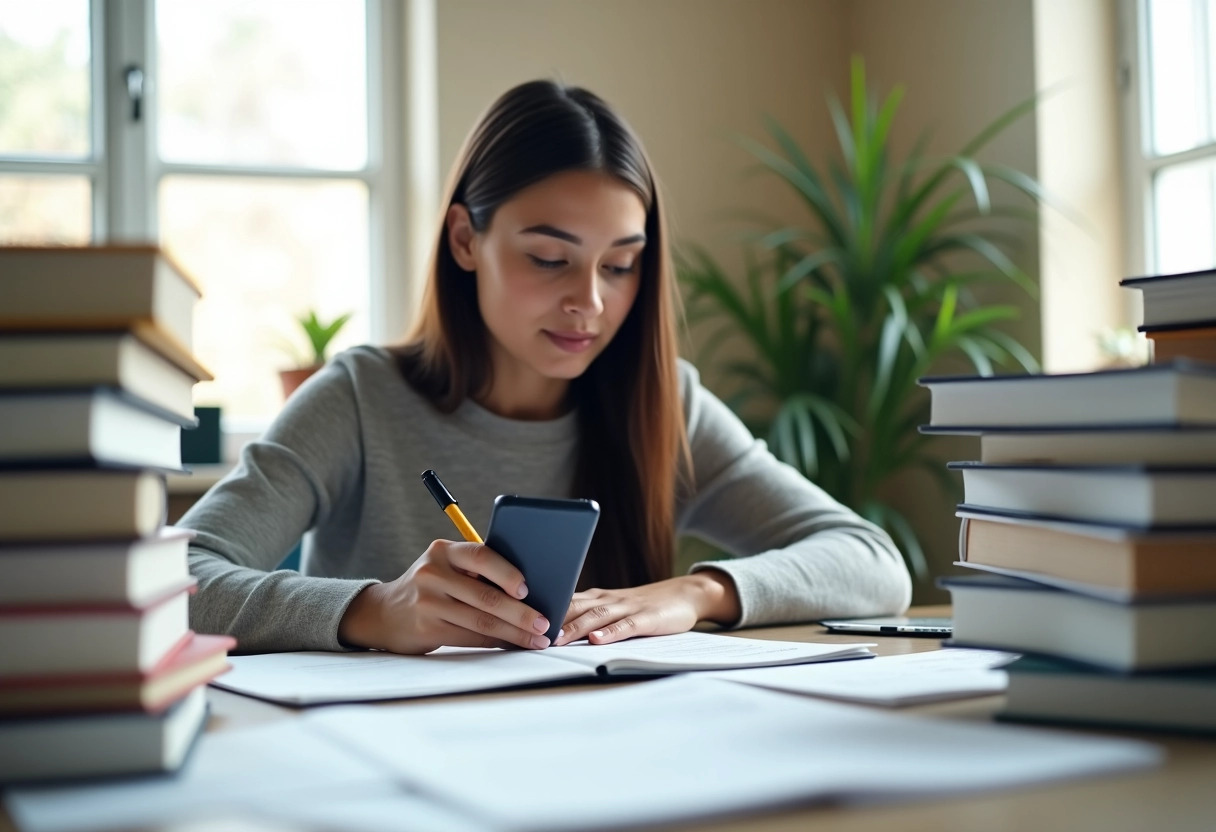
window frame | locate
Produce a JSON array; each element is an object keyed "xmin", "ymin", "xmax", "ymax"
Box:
[
  {"xmin": 1119, "ymin": 0, "xmax": 1216, "ymax": 276},
  {"xmin": 1, "ymin": 0, "xmax": 407, "ymax": 439}
]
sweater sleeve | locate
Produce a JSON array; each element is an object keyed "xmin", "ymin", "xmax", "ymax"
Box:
[
  {"xmin": 677, "ymin": 362, "xmax": 912, "ymax": 627},
  {"xmin": 179, "ymin": 360, "xmax": 378, "ymax": 653}
]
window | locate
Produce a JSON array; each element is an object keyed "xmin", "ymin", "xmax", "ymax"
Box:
[
  {"xmin": 1123, "ymin": 0, "xmax": 1216, "ymax": 275},
  {"xmin": 0, "ymin": 0, "xmax": 404, "ymax": 429}
]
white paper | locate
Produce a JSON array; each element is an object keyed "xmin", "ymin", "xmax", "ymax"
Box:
[
  {"xmin": 242, "ymin": 781, "xmax": 494, "ymax": 832},
  {"xmin": 214, "ymin": 648, "xmax": 595, "ymax": 705},
  {"xmin": 706, "ymin": 647, "xmax": 1014, "ymax": 706},
  {"xmin": 4, "ymin": 719, "xmax": 391, "ymax": 832},
  {"xmin": 305, "ymin": 675, "xmax": 1163, "ymax": 832},
  {"xmin": 213, "ymin": 632, "xmax": 874, "ymax": 705},
  {"xmin": 546, "ymin": 631, "xmax": 875, "ymax": 672}
]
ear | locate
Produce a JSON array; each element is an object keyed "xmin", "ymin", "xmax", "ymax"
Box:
[{"xmin": 446, "ymin": 204, "xmax": 478, "ymax": 272}]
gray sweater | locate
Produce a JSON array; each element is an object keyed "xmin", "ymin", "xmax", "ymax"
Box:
[{"xmin": 181, "ymin": 347, "xmax": 911, "ymax": 652}]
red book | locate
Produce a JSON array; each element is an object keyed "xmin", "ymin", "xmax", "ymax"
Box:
[{"xmin": 0, "ymin": 632, "xmax": 235, "ymax": 716}]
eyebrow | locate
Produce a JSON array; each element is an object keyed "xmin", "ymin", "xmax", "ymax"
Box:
[{"xmin": 519, "ymin": 224, "xmax": 646, "ymax": 247}]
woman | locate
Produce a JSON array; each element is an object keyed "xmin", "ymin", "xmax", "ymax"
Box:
[{"xmin": 182, "ymin": 80, "xmax": 911, "ymax": 655}]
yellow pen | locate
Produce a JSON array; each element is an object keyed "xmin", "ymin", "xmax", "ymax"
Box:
[{"xmin": 421, "ymin": 469, "xmax": 483, "ymax": 543}]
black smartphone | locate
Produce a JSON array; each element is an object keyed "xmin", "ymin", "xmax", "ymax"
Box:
[{"xmin": 483, "ymin": 495, "xmax": 600, "ymax": 644}]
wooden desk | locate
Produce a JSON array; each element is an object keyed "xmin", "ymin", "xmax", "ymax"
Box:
[{"xmin": 4, "ymin": 606, "xmax": 1215, "ymax": 831}]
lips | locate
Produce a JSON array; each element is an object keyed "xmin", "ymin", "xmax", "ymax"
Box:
[{"xmin": 543, "ymin": 330, "xmax": 597, "ymax": 353}]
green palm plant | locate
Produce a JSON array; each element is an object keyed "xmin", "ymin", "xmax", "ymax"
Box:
[
  {"xmin": 298, "ymin": 310, "xmax": 353, "ymax": 367},
  {"xmin": 678, "ymin": 58, "xmax": 1044, "ymax": 580}
]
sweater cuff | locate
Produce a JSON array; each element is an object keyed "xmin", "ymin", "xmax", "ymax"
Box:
[
  {"xmin": 689, "ymin": 560, "xmax": 764, "ymax": 629},
  {"xmin": 317, "ymin": 578, "xmax": 382, "ymax": 651}
]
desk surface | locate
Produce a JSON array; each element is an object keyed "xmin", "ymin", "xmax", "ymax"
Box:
[{"xmin": 4, "ymin": 606, "xmax": 1215, "ymax": 832}]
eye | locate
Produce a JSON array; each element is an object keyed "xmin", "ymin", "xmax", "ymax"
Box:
[
  {"xmin": 603, "ymin": 263, "xmax": 636, "ymax": 277},
  {"xmin": 528, "ymin": 254, "xmax": 567, "ymax": 270}
]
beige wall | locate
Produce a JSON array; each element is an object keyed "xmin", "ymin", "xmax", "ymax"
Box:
[
  {"xmin": 435, "ymin": 0, "xmax": 848, "ymax": 280},
  {"xmin": 1034, "ymin": 0, "xmax": 1127, "ymax": 373}
]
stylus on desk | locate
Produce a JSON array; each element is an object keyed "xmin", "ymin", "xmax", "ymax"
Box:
[{"xmin": 421, "ymin": 469, "xmax": 483, "ymax": 543}]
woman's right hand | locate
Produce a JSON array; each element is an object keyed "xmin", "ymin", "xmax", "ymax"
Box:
[{"xmin": 337, "ymin": 539, "xmax": 552, "ymax": 655}]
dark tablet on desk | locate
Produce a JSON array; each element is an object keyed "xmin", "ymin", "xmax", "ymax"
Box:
[{"xmin": 819, "ymin": 616, "xmax": 953, "ymax": 636}]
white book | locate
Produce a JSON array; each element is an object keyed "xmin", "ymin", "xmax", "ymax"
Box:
[
  {"xmin": 1122, "ymin": 269, "xmax": 1216, "ymax": 330},
  {"xmin": 1003, "ymin": 656, "xmax": 1216, "ymax": 734},
  {"xmin": 942, "ymin": 573, "xmax": 1216, "ymax": 671},
  {"xmin": 0, "ymin": 686, "xmax": 206, "ymax": 783},
  {"xmin": 0, "ymin": 468, "xmax": 166, "ymax": 542},
  {"xmin": 920, "ymin": 362, "xmax": 1216, "ymax": 428},
  {"xmin": 0, "ymin": 389, "xmax": 185, "ymax": 469},
  {"xmin": 0, "ymin": 331, "xmax": 207, "ymax": 422},
  {"xmin": 0, "ymin": 589, "xmax": 192, "ymax": 677},
  {"xmin": 0, "ymin": 246, "xmax": 200, "ymax": 356},
  {"xmin": 950, "ymin": 462, "xmax": 1216, "ymax": 527},
  {"xmin": 0, "ymin": 529, "xmax": 192, "ymax": 608},
  {"xmin": 920, "ymin": 426, "xmax": 1216, "ymax": 465},
  {"xmin": 214, "ymin": 632, "xmax": 875, "ymax": 705}
]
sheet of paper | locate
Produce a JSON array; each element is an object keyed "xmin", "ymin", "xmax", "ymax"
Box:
[
  {"xmin": 213, "ymin": 647, "xmax": 595, "ymax": 705},
  {"xmin": 4, "ymin": 718, "xmax": 392, "ymax": 832},
  {"xmin": 237, "ymin": 781, "xmax": 494, "ymax": 832},
  {"xmin": 705, "ymin": 648, "xmax": 1014, "ymax": 706},
  {"xmin": 547, "ymin": 630, "xmax": 874, "ymax": 672},
  {"xmin": 305, "ymin": 675, "xmax": 1162, "ymax": 832}
]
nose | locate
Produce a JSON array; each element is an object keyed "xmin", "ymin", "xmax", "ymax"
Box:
[{"xmin": 562, "ymin": 268, "xmax": 604, "ymax": 318}]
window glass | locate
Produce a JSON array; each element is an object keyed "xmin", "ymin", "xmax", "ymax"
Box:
[
  {"xmin": 1147, "ymin": 0, "xmax": 1206, "ymax": 155},
  {"xmin": 0, "ymin": 0, "xmax": 91, "ymax": 158},
  {"xmin": 1153, "ymin": 157, "xmax": 1216, "ymax": 273},
  {"xmin": 156, "ymin": 0, "xmax": 368, "ymax": 169},
  {"xmin": 160, "ymin": 176, "xmax": 370, "ymax": 421}
]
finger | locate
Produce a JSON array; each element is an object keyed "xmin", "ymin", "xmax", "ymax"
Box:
[
  {"xmin": 447, "ymin": 572, "xmax": 550, "ymax": 637},
  {"xmin": 447, "ymin": 543, "xmax": 529, "ymax": 600},
  {"xmin": 587, "ymin": 613, "xmax": 646, "ymax": 645},
  {"xmin": 555, "ymin": 601, "xmax": 619, "ymax": 645},
  {"xmin": 562, "ymin": 589, "xmax": 610, "ymax": 625},
  {"xmin": 441, "ymin": 602, "xmax": 551, "ymax": 651}
]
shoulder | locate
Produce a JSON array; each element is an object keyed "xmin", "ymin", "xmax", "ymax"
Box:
[
  {"xmin": 329, "ymin": 344, "xmax": 401, "ymax": 384},
  {"xmin": 676, "ymin": 356, "xmax": 706, "ymax": 419},
  {"xmin": 279, "ymin": 344, "xmax": 431, "ymax": 428},
  {"xmin": 676, "ymin": 357, "xmax": 749, "ymax": 447}
]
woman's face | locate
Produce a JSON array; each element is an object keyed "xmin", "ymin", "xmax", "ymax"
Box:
[{"xmin": 448, "ymin": 170, "xmax": 647, "ymax": 411}]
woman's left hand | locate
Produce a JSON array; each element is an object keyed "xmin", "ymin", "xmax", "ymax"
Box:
[{"xmin": 554, "ymin": 571, "xmax": 741, "ymax": 646}]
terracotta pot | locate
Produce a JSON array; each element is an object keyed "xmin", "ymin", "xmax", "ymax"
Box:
[{"xmin": 279, "ymin": 365, "xmax": 323, "ymax": 400}]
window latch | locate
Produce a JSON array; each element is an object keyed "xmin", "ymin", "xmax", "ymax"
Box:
[{"xmin": 124, "ymin": 64, "xmax": 145, "ymax": 122}]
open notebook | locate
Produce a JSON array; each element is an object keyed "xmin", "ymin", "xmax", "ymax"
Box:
[{"xmin": 211, "ymin": 631, "xmax": 874, "ymax": 705}]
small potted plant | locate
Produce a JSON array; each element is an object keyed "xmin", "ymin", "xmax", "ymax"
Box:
[{"xmin": 278, "ymin": 310, "xmax": 353, "ymax": 399}]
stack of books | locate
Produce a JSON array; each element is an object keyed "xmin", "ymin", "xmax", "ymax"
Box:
[
  {"xmin": 920, "ymin": 271, "xmax": 1216, "ymax": 734},
  {"xmin": 0, "ymin": 246, "xmax": 235, "ymax": 782}
]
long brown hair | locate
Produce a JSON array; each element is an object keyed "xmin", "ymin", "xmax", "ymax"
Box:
[{"xmin": 393, "ymin": 80, "xmax": 688, "ymax": 588}]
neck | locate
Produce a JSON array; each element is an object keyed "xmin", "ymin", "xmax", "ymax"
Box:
[{"xmin": 477, "ymin": 350, "xmax": 571, "ymax": 421}]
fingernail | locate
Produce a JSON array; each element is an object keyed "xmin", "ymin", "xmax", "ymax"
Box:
[
  {"xmin": 591, "ymin": 630, "xmax": 604, "ymax": 640},
  {"xmin": 516, "ymin": 583, "xmax": 529, "ymax": 599},
  {"xmin": 558, "ymin": 628, "xmax": 565, "ymax": 639},
  {"xmin": 533, "ymin": 617, "xmax": 549, "ymax": 633},
  {"xmin": 531, "ymin": 635, "xmax": 550, "ymax": 649}
]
